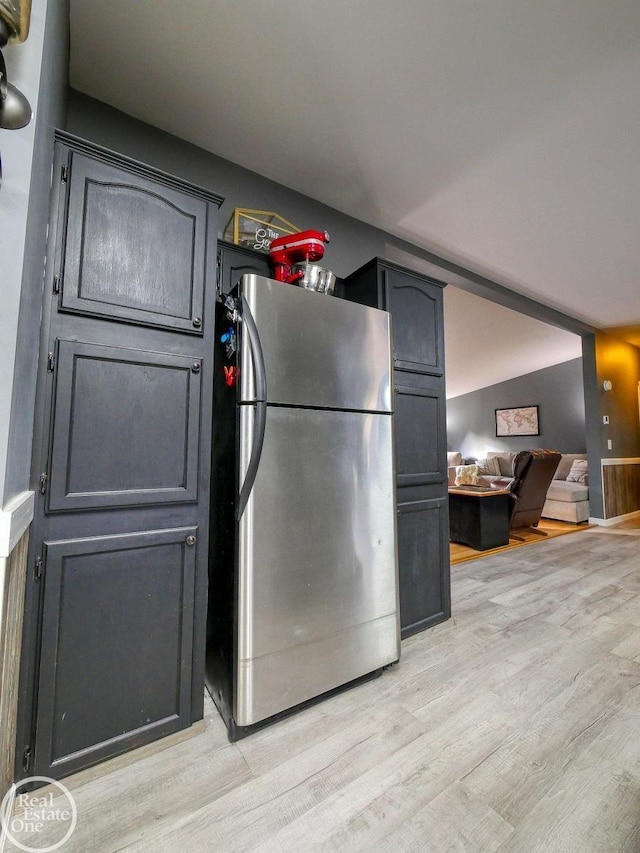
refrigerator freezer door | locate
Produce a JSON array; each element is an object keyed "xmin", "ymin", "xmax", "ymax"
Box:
[
  {"xmin": 239, "ymin": 275, "xmax": 393, "ymax": 412},
  {"xmin": 236, "ymin": 405, "xmax": 399, "ymax": 727}
]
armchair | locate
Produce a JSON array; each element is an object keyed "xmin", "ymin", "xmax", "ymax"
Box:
[{"xmin": 504, "ymin": 449, "xmax": 562, "ymax": 539}]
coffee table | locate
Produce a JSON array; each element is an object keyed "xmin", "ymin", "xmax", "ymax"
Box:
[{"xmin": 448, "ymin": 486, "xmax": 512, "ymax": 551}]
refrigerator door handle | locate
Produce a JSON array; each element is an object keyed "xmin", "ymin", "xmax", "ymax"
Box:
[{"xmin": 237, "ymin": 294, "xmax": 267, "ymax": 520}]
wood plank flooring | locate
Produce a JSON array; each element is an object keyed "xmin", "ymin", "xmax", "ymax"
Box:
[
  {"xmin": 6, "ymin": 522, "xmax": 640, "ymax": 852},
  {"xmin": 450, "ymin": 518, "xmax": 588, "ymax": 564}
]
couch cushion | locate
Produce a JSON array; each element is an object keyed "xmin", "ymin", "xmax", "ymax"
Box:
[
  {"xmin": 566, "ymin": 459, "xmax": 589, "ymax": 484},
  {"xmin": 447, "ymin": 451, "xmax": 463, "ymax": 467},
  {"xmin": 476, "ymin": 456, "xmax": 502, "ymax": 476},
  {"xmin": 487, "ymin": 452, "xmax": 516, "ymax": 477},
  {"xmin": 546, "ymin": 479, "xmax": 589, "ymax": 502},
  {"xmin": 554, "ymin": 453, "xmax": 587, "ymax": 481}
]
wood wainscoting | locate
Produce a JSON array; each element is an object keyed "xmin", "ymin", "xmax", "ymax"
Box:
[
  {"xmin": 602, "ymin": 458, "xmax": 640, "ymax": 520},
  {"xmin": 0, "ymin": 529, "xmax": 29, "ymax": 798}
]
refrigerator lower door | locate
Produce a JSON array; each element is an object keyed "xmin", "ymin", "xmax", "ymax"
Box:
[{"xmin": 236, "ymin": 405, "xmax": 399, "ymax": 727}]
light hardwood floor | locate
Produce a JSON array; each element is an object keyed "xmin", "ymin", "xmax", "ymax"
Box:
[
  {"xmin": 450, "ymin": 517, "xmax": 587, "ymax": 564},
  {"xmin": 6, "ymin": 522, "xmax": 640, "ymax": 852}
]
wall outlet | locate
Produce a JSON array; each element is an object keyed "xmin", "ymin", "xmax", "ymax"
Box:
[
  {"xmin": 607, "ymin": 439, "xmax": 613, "ymax": 450},
  {"xmin": 603, "ymin": 415, "xmax": 609, "ymax": 425}
]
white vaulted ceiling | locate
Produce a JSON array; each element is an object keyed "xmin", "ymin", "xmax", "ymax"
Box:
[
  {"xmin": 443, "ymin": 288, "xmax": 582, "ymax": 398},
  {"xmin": 68, "ymin": 0, "xmax": 639, "ymax": 394}
]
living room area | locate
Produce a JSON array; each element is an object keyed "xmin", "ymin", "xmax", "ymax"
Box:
[{"xmin": 443, "ymin": 285, "xmax": 591, "ymax": 562}]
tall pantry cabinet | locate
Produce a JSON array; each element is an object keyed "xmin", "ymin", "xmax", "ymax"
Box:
[
  {"xmin": 340, "ymin": 258, "xmax": 451, "ymax": 638},
  {"xmin": 17, "ymin": 133, "xmax": 222, "ymax": 780}
]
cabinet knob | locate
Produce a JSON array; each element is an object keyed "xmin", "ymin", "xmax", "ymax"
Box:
[
  {"xmin": 192, "ymin": 317, "xmax": 202, "ymax": 328},
  {"xmin": 191, "ymin": 361, "xmax": 201, "ymax": 373},
  {"xmin": 186, "ymin": 535, "xmax": 197, "ymax": 546}
]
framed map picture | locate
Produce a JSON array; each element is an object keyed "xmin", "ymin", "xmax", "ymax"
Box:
[{"xmin": 495, "ymin": 405, "xmax": 539, "ymax": 437}]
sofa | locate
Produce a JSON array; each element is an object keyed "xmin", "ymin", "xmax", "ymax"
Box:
[
  {"xmin": 447, "ymin": 451, "xmax": 515, "ymax": 488},
  {"xmin": 447, "ymin": 450, "xmax": 589, "ymax": 524},
  {"xmin": 541, "ymin": 453, "xmax": 589, "ymax": 523}
]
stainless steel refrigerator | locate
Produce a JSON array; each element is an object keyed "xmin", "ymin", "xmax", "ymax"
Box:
[{"xmin": 206, "ymin": 274, "xmax": 399, "ymax": 740}]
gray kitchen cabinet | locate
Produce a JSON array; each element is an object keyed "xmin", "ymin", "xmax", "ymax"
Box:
[
  {"xmin": 46, "ymin": 341, "xmax": 202, "ymax": 511},
  {"xmin": 396, "ymin": 497, "xmax": 449, "ymax": 636},
  {"xmin": 34, "ymin": 528, "xmax": 196, "ymax": 779},
  {"xmin": 58, "ymin": 150, "xmax": 209, "ymax": 333},
  {"xmin": 216, "ymin": 239, "xmax": 271, "ymax": 295},
  {"xmin": 16, "ymin": 133, "xmax": 222, "ymax": 779},
  {"xmin": 394, "ymin": 378, "xmax": 447, "ymax": 488},
  {"xmin": 340, "ymin": 258, "xmax": 450, "ymax": 637}
]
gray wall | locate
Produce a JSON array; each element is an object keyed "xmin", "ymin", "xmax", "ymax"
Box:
[
  {"xmin": 1, "ymin": 0, "xmax": 68, "ymax": 506},
  {"xmin": 446, "ymin": 358, "xmax": 586, "ymax": 460}
]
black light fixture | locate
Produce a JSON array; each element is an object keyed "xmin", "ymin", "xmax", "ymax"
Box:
[{"xmin": 0, "ymin": 0, "xmax": 32, "ymax": 130}]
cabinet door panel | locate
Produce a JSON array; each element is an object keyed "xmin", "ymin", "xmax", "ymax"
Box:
[
  {"xmin": 383, "ymin": 269, "xmax": 444, "ymax": 374},
  {"xmin": 35, "ymin": 528, "xmax": 196, "ymax": 776},
  {"xmin": 397, "ymin": 498, "xmax": 450, "ymax": 637},
  {"xmin": 48, "ymin": 340, "xmax": 201, "ymax": 510},
  {"xmin": 218, "ymin": 242, "xmax": 271, "ymax": 295},
  {"xmin": 60, "ymin": 152, "xmax": 207, "ymax": 333},
  {"xmin": 395, "ymin": 381, "xmax": 446, "ymax": 487}
]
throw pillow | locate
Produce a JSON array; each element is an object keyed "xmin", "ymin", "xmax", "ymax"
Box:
[
  {"xmin": 476, "ymin": 457, "xmax": 501, "ymax": 476},
  {"xmin": 488, "ymin": 452, "xmax": 515, "ymax": 476},
  {"xmin": 566, "ymin": 459, "xmax": 588, "ymax": 485},
  {"xmin": 454, "ymin": 464, "xmax": 479, "ymax": 486}
]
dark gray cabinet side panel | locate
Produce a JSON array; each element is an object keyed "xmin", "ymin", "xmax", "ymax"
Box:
[
  {"xmin": 59, "ymin": 151, "xmax": 207, "ymax": 334},
  {"xmin": 47, "ymin": 340, "xmax": 201, "ymax": 511},
  {"xmin": 395, "ymin": 379, "xmax": 447, "ymax": 487},
  {"xmin": 35, "ymin": 527, "xmax": 196, "ymax": 777},
  {"xmin": 217, "ymin": 241, "xmax": 271, "ymax": 295},
  {"xmin": 382, "ymin": 268, "xmax": 444, "ymax": 374},
  {"xmin": 397, "ymin": 498, "xmax": 450, "ymax": 638},
  {"xmin": 338, "ymin": 259, "xmax": 382, "ymax": 308}
]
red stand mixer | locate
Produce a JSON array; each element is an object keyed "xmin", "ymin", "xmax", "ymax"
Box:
[{"xmin": 269, "ymin": 229, "xmax": 330, "ymax": 284}]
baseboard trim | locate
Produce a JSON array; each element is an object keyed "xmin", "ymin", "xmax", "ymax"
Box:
[
  {"xmin": 0, "ymin": 491, "xmax": 35, "ymax": 558},
  {"xmin": 589, "ymin": 509, "xmax": 640, "ymax": 526}
]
